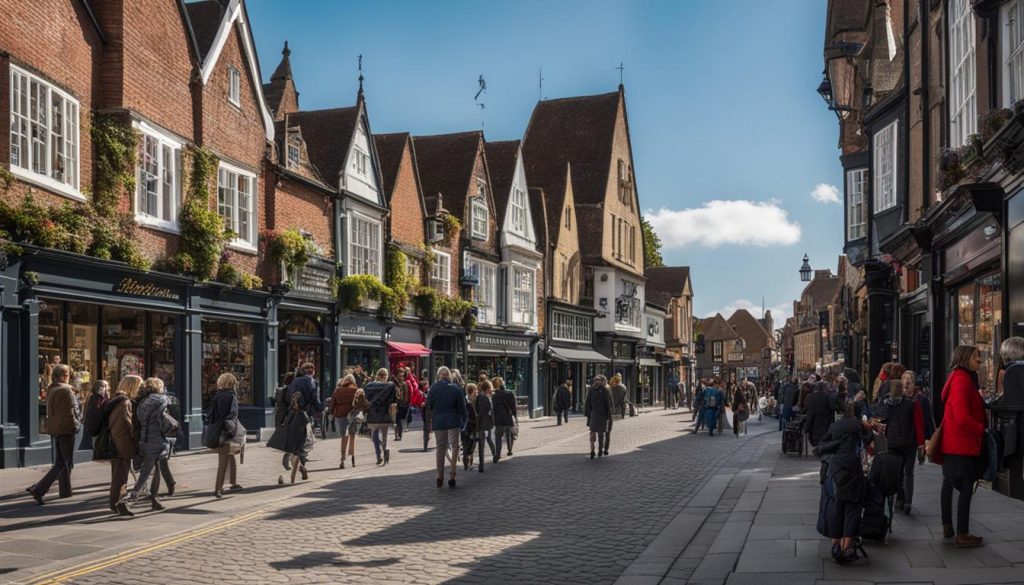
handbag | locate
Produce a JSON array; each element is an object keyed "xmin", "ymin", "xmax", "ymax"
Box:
[
  {"xmin": 926, "ymin": 423, "xmax": 944, "ymax": 465},
  {"xmin": 201, "ymin": 419, "xmax": 225, "ymax": 449},
  {"xmin": 389, "ymin": 403, "xmax": 398, "ymax": 424},
  {"xmin": 303, "ymin": 421, "xmax": 315, "ymax": 452}
]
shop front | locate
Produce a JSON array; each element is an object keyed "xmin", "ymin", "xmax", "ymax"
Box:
[
  {"xmin": 387, "ymin": 321, "xmax": 431, "ymax": 379},
  {"xmin": 338, "ymin": 313, "xmax": 386, "ymax": 377},
  {"xmin": 466, "ymin": 330, "xmax": 536, "ymax": 416},
  {"xmin": 426, "ymin": 329, "xmax": 465, "ymax": 381},
  {"xmin": 598, "ymin": 338, "xmax": 639, "ymax": 404},
  {"xmin": 1, "ymin": 248, "xmax": 190, "ymax": 467},
  {"xmin": 277, "ymin": 260, "xmax": 337, "ymax": 397},
  {"xmin": 545, "ymin": 301, "xmax": 603, "ymax": 413}
]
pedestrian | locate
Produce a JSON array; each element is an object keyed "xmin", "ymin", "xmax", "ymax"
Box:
[
  {"xmin": 875, "ymin": 363, "xmax": 906, "ymax": 404},
  {"xmin": 803, "ymin": 381, "xmax": 836, "ymax": 448},
  {"xmin": 79, "ymin": 379, "xmax": 109, "ymax": 451},
  {"xmin": 207, "ymin": 373, "xmax": 245, "ymax": 498},
  {"xmin": 422, "ymin": 381, "xmax": 433, "ymax": 452},
  {"xmin": 585, "ymin": 375, "xmax": 613, "ymax": 458},
  {"xmin": 492, "ymin": 376, "xmax": 518, "ymax": 459},
  {"xmin": 404, "ymin": 366, "xmax": 419, "ymax": 428},
  {"xmin": 757, "ymin": 392, "xmax": 769, "ymax": 422},
  {"xmin": 732, "ymin": 381, "xmax": 749, "ymax": 436},
  {"xmin": 814, "ymin": 401, "xmax": 875, "ymax": 564},
  {"xmin": 553, "ymin": 379, "xmax": 572, "ymax": 425},
  {"xmin": 693, "ymin": 379, "xmax": 706, "ymax": 429},
  {"xmin": 26, "ymin": 364, "xmax": 82, "ymax": 505},
  {"xmin": 937, "ymin": 345, "xmax": 987, "ymax": 547},
  {"xmin": 364, "ymin": 368, "xmax": 398, "ymax": 466},
  {"xmin": 274, "ymin": 371, "xmax": 295, "ymax": 471},
  {"xmin": 394, "ymin": 368, "xmax": 410, "ymax": 442},
  {"xmin": 427, "ymin": 367, "xmax": 468, "ymax": 488},
  {"xmin": 874, "ymin": 370, "xmax": 925, "ymax": 514},
  {"xmin": 702, "ymin": 379, "xmax": 724, "ymax": 437},
  {"xmin": 779, "ymin": 377, "xmax": 797, "ymax": 431},
  {"xmin": 797, "ymin": 380, "xmax": 814, "ymax": 412},
  {"xmin": 610, "ymin": 374, "xmax": 628, "ymax": 420},
  {"xmin": 287, "ymin": 362, "xmax": 324, "ymax": 423},
  {"xmin": 463, "ymin": 383, "xmax": 478, "ymax": 470},
  {"xmin": 331, "ymin": 375, "xmax": 358, "ymax": 469},
  {"xmin": 102, "ymin": 375, "xmax": 142, "ymax": 516},
  {"xmin": 475, "ymin": 380, "xmax": 497, "ymax": 471},
  {"xmin": 452, "ymin": 368, "xmax": 466, "ymax": 388},
  {"xmin": 353, "ymin": 364, "xmax": 367, "ymax": 388},
  {"xmin": 120, "ymin": 377, "xmax": 175, "ymax": 513},
  {"xmin": 159, "ymin": 389, "xmax": 181, "ymax": 496}
]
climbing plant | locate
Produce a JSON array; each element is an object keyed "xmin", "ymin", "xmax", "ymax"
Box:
[
  {"xmin": 170, "ymin": 146, "xmax": 231, "ymax": 280},
  {"xmin": 264, "ymin": 228, "xmax": 318, "ymax": 284},
  {"xmin": 439, "ymin": 213, "xmax": 461, "ymax": 248}
]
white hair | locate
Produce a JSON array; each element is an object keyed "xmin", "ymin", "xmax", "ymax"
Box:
[
  {"xmin": 1001, "ymin": 336, "xmax": 1024, "ymax": 363},
  {"xmin": 436, "ymin": 366, "xmax": 452, "ymax": 380}
]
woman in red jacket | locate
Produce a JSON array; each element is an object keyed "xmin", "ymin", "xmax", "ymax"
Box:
[{"xmin": 938, "ymin": 345, "xmax": 986, "ymax": 547}]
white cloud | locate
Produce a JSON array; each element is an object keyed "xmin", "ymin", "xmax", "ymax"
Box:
[
  {"xmin": 705, "ymin": 299, "xmax": 793, "ymax": 326},
  {"xmin": 644, "ymin": 200, "xmax": 801, "ymax": 249},
  {"xmin": 811, "ymin": 183, "xmax": 840, "ymax": 204}
]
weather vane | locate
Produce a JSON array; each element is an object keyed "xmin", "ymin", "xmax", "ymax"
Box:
[
  {"xmin": 538, "ymin": 68, "xmax": 544, "ymax": 101},
  {"xmin": 357, "ymin": 54, "xmax": 364, "ymax": 93},
  {"xmin": 616, "ymin": 62, "xmax": 625, "ymax": 85},
  {"xmin": 475, "ymin": 74, "xmax": 487, "ymax": 128}
]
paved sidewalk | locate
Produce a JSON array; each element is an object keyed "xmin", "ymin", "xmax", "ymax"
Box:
[{"xmin": 617, "ymin": 430, "xmax": 1024, "ymax": 585}]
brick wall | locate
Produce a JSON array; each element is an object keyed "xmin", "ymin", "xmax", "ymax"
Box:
[
  {"xmin": 270, "ymin": 175, "xmax": 334, "ymax": 258},
  {"xmin": 0, "ymin": 0, "xmax": 102, "ymax": 208},
  {"xmin": 387, "ymin": 140, "xmax": 425, "ymax": 247}
]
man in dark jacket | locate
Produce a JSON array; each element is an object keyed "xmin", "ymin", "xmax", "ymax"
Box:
[
  {"xmin": 26, "ymin": 365, "xmax": 81, "ymax": 504},
  {"xmin": 492, "ymin": 379, "xmax": 518, "ymax": 460},
  {"xmin": 803, "ymin": 381, "xmax": 835, "ymax": 447},
  {"xmin": 873, "ymin": 373, "xmax": 925, "ymax": 514},
  {"xmin": 364, "ymin": 368, "xmax": 397, "ymax": 465},
  {"xmin": 553, "ymin": 381, "xmax": 572, "ymax": 425},
  {"xmin": 779, "ymin": 377, "xmax": 798, "ymax": 431},
  {"xmin": 287, "ymin": 362, "xmax": 323, "ymax": 419}
]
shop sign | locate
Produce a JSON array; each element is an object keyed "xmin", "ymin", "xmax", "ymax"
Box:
[
  {"xmin": 293, "ymin": 264, "xmax": 334, "ymax": 297},
  {"xmin": 470, "ymin": 333, "xmax": 531, "ymax": 354},
  {"xmin": 727, "ymin": 352, "xmax": 744, "ymax": 362},
  {"xmin": 338, "ymin": 316, "xmax": 384, "ymax": 340},
  {"xmin": 115, "ymin": 278, "xmax": 180, "ymax": 301}
]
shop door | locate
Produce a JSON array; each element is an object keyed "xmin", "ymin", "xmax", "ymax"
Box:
[{"xmin": 280, "ymin": 315, "xmax": 324, "ymax": 389}]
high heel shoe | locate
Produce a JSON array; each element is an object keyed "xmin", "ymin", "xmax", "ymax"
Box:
[
  {"xmin": 448, "ymin": 476, "xmax": 456, "ymax": 488},
  {"xmin": 436, "ymin": 477, "xmax": 443, "ymax": 488},
  {"xmin": 300, "ymin": 466, "xmax": 309, "ymax": 481},
  {"xmin": 351, "ymin": 455, "xmax": 356, "ymax": 467}
]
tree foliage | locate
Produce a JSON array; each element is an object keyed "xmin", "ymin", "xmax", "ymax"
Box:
[{"xmin": 641, "ymin": 216, "xmax": 664, "ymax": 268}]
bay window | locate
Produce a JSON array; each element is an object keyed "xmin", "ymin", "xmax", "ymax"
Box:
[
  {"xmin": 467, "ymin": 258, "xmax": 496, "ymax": 324},
  {"xmin": 511, "ymin": 266, "xmax": 535, "ymax": 326},
  {"xmin": 873, "ymin": 120, "xmax": 897, "ymax": 212},
  {"xmin": 349, "ymin": 214, "xmax": 382, "ymax": 277},
  {"xmin": 217, "ymin": 163, "xmax": 257, "ymax": 248},
  {"xmin": 949, "ymin": 0, "xmax": 977, "ymax": 147},
  {"xmin": 9, "ymin": 66, "xmax": 81, "ymax": 198},
  {"xmin": 846, "ymin": 168, "xmax": 867, "ymax": 240}
]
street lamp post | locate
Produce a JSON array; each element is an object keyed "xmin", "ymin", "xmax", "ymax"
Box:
[{"xmin": 800, "ymin": 254, "xmax": 812, "ymax": 282}]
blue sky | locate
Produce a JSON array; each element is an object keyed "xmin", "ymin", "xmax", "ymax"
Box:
[{"xmin": 247, "ymin": 0, "xmax": 842, "ymax": 325}]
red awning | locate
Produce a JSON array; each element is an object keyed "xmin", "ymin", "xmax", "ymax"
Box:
[{"xmin": 386, "ymin": 341, "xmax": 432, "ymax": 357}]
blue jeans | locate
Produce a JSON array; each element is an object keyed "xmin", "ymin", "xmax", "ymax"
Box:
[
  {"xmin": 780, "ymin": 405, "xmax": 793, "ymax": 431},
  {"xmin": 704, "ymin": 407, "xmax": 719, "ymax": 436}
]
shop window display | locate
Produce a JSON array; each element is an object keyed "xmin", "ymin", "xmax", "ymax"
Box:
[
  {"xmin": 952, "ymin": 272, "xmax": 1002, "ymax": 393},
  {"xmin": 466, "ymin": 357, "xmax": 528, "ymax": 396},
  {"xmin": 202, "ymin": 321, "xmax": 255, "ymax": 406}
]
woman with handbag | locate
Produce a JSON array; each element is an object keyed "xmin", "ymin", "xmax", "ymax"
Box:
[
  {"xmin": 118, "ymin": 378, "xmax": 175, "ymax": 514},
  {"xmin": 364, "ymin": 368, "xmax": 397, "ymax": 466},
  {"xmin": 331, "ymin": 375, "xmax": 358, "ymax": 469},
  {"xmin": 934, "ymin": 345, "xmax": 987, "ymax": 547},
  {"xmin": 102, "ymin": 375, "xmax": 142, "ymax": 516},
  {"xmin": 207, "ymin": 373, "xmax": 244, "ymax": 498}
]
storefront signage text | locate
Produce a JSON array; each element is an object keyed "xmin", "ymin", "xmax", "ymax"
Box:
[
  {"xmin": 339, "ymin": 320, "xmax": 384, "ymax": 340},
  {"xmin": 727, "ymin": 352, "xmax": 744, "ymax": 362},
  {"xmin": 116, "ymin": 278, "xmax": 180, "ymax": 301},
  {"xmin": 293, "ymin": 264, "xmax": 334, "ymax": 298},
  {"xmin": 471, "ymin": 334, "xmax": 530, "ymax": 353}
]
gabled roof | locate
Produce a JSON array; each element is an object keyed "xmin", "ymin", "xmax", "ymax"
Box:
[
  {"xmin": 529, "ymin": 187, "xmax": 549, "ymax": 255},
  {"xmin": 183, "ymin": 0, "xmax": 274, "ymax": 140},
  {"xmin": 727, "ymin": 309, "xmax": 773, "ymax": 349},
  {"xmin": 486, "ymin": 140, "xmax": 520, "ymax": 227},
  {"xmin": 801, "ymin": 270, "xmax": 841, "ymax": 311},
  {"xmin": 412, "ymin": 131, "xmax": 483, "ymax": 221},
  {"xmin": 522, "ymin": 90, "xmax": 620, "ymax": 207},
  {"xmin": 373, "ymin": 132, "xmax": 410, "ymax": 204},
  {"xmin": 644, "ymin": 266, "xmax": 691, "ymax": 306},
  {"xmin": 272, "ymin": 119, "xmax": 331, "ymax": 191},
  {"xmin": 699, "ymin": 313, "xmax": 739, "ymax": 341},
  {"xmin": 288, "ymin": 106, "xmax": 360, "ymax": 189}
]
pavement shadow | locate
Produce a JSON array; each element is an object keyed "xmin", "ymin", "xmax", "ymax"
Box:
[{"xmin": 267, "ymin": 551, "xmax": 400, "ymax": 571}]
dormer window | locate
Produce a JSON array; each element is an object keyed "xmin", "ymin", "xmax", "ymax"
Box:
[
  {"xmin": 287, "ymin": 138, "xmax": 300, "ymax": 169},
  {"xmin": 427, "ymin": 217, "xmax": 444, "ymax": 243},
  {"xmin": 228, "ymin": 66, "xmax": 241, "ymax": 106},
  {"xmin": 471, "ymin": 197, "xmax": 488, "ymax": 240}
]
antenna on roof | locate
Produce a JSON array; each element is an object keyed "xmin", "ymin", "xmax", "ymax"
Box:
[
  {"xmin": 538, "ymin": 68, "xmax": 544, "ymax": 101},
  {"xmin": 475, "ymin": 74, "xmax": 487, "ymax": 129},
  {"xmin": 616, "ymin": 61, "xmax": 625, "ymax": 87},
  {"xmin": 357, "ymin": 54, "xmax": 364, "ymax": 96},
  {"xmin": 762, "ymin": 295, "xmax": 765, "ymax": 319}
]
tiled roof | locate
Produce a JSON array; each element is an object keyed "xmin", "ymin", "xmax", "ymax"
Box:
[
  {"xmin": 529, "ymin": 187, "xmax": 549, "ymax": 254},
  {"xmin": 411, "ymin": 131, "xmax": 482, "ymax": 221},
  {"xmin": 699, "ymin": 313, "xmax": 739, "ymax": 342},
  {"xmin": 183, "ymin": 0, "xmax": 224, "ymax": 61},
  {"xmin": 486, "ymin": 140, "xmax": 520, "ymax": 227},
  {"xmin": 263, "ymin": 43, "xmax": 294, "ymax": 118},
  {"xmin": 287, "ymin": 106, "xmax": 360, "ymax": 188},
  {"xmin": 801, "ymin": 271, "xmax": 841, "ymax": 311},
  {"xmin": 373, "ymin": 132, "xmax": 411, "ymax": 204},
  {"xmin": 727, "ymin": 309, "xmax": 773, "ymax": 350},
  {"xmin": 644, "ymin": 266, "xmax": 691, "ymax": 306},
  {"xmin": 272, "ymin": 120, "xmax": 330, "ymax": 189}
]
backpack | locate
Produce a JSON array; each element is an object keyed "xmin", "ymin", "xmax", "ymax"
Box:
[
  {"xmin": 84, "ymin": 395, "xmax": 107, "ymax": 437},
  {"xmin": 705, "ymin": 389, "xmax": 718, "ymax": 409}
]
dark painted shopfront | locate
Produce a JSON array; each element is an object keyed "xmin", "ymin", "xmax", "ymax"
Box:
[
  {"xmin": 277, "ymin": 260, "xmax": 338, "ymax": 408},
  {"xmin": 544, "ymin": 301, "xmax": 604, "ymax": 414},
  {"xmin": 466, "ymin": 329, "xmax": 537, "ymax": 416},
  {"xmin": 0, "ymin": 247, "xmax": 273, "ymax": 468},
  {"xmin": 337, "ymin": 313, "xmax": 386, "ymax": 376}
]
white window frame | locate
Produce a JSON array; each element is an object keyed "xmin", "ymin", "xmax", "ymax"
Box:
[
  {"xmin": 511, "ymin": 265, "xmax": 535, "ymax": 326},
  {"xmin": 1003, "ymin": 1, "xmax": 1024, "ymax": 106},
  {"xmin": 217, "ymin": 162, "xmax": 258, "ymax": 251},
  {"xmin": 431, "ymin": 249, "xmax": 451, "ymax": 295},
  {"xmin": 950, "ymin": 0, "xmax": 977, "ymax": 147},
  {"xmin": 466, "ymin": 257, "xmax": 497, "ymax": 325},
  {"xmin": 846, "ymin": 168, "xmax": 867, "ymax": 240},
  {"xmin": 348, "ymin": 212, "xmax": 382, "ymax": 278},
  {"xmin": 551, "ymin": 311, "xmax": 592, "ymax": 343},
  {"xmin": 510, "ymin": 187, "xmax": 527, "ymax": 235},
  {"xmin": 8, "ymin": 65, "xmax": 82, "ymax": 201},
  {"xmin": 873, "ymin": 120, "xmax": 897, "ymax": 213},
  {"xmin": 471, "ymin": 197, "xmax": 488, "ymax": 240},
  {"xmin": 353, "ymin": 147, "xmax": 369, "ymax": 176},
  {"xmin": 134, "ymin": 122, "xmax": 183, "ymax": 232},
  {"xmin": 713, "ymin": 341, "xmax": 723, "ymax": 363},
  {"xmin": 287, "ymin": 141, "xmax": 300, "ymax": 169},
  {"xmin": 228, "ymin": 65, "xmax": 241, "ymax": 106}
]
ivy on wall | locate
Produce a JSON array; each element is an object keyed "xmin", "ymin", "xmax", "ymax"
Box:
[
  {"xmin": 264, "ymin": 228, "xmax": 318, "ymax": 284},
  {"xmin": 169, "ymin": 146, "xmax": 232, "ymax": 281}
]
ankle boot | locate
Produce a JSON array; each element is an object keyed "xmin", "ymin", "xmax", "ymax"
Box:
[
  {"xmin": 955, "ymin": 533, "xmax": 983, "ymax": 548},
  {"xmin": 942, "ymin": 524, "xmax": 954, "ymax": 539}
]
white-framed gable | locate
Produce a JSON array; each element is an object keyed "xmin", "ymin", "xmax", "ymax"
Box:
[
  {"xmin": 197, "ymin": 0, "xmax": 275, "ymax": 141},
  {"xmin": 500, "ymin": 148, "xmax": 537, "ymax": 251},
  {"xmin": 342, "ymin": 115, "xmax": 381, "ymax": 204}
]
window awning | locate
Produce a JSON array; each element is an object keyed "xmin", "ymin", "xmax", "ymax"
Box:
[
  {"xmin": 386, "ymin": 341, "xmax": 432, "ymax": 357},
  {"xmin": 548, "ymin": 346, "xmax": 610, "ymax": 363},
  {"xmin": 639, "ymin": 358, "xmax": 660, "ymax": 368}
]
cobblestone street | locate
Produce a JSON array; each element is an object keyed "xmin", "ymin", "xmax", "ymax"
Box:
[{"xmin": 0, "ymin": 409, "xmax": 767, "ymax": 584}]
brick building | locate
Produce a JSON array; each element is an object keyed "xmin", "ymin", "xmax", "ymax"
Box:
[{"xmin": 644, "ymin": 266, "xmax": 695, "ymax": 392}]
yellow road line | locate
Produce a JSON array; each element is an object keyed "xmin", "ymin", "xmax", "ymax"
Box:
[{"xmin": 28, "ymin": 509, "xmax": 266, "ymax": 585}]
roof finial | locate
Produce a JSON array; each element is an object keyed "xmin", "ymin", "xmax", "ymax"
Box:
[
  {"xmin": 538, "ymin": 68, "xmax": 544, "ymax": 101},
  {"xmin": 357, "ymin": 54, "xmax": 364, "ymax": 97},
  {"xmin": 616, "ymin": 61, "xmax": 625, "ymax": 89},
  {"xmin": 282, "ymin": 41, "xmax": 290, "ymax": 59}
]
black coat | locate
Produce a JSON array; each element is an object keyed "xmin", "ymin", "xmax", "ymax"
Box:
[
  {"xmin": 802, "ymin": 390, "xmax": 834, "ymax": 446},
  {"xmin": 475, "ymin": 394, "xmax": 494, "ymax": 431},
  {"xmin": 553, "ymin": 385, "xmax": 571, "ymax": 411},
  {"xmin": 817, "ymin": 417, "xmax": 874, "ymax": 503},
  {"xmin": 267, "ymin": 407, "xmax": 310, "ymax": 456},
  {"xmin": 364, "ymin": 381, "xmax": 397, "ymax": 424},
  {"xmin": 492, "ymin": 388, "xmax": 517, "ymax": 426},
  {"xmin": 585, "ymin": 385, "xmax": 613, "ymax": 433}
]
